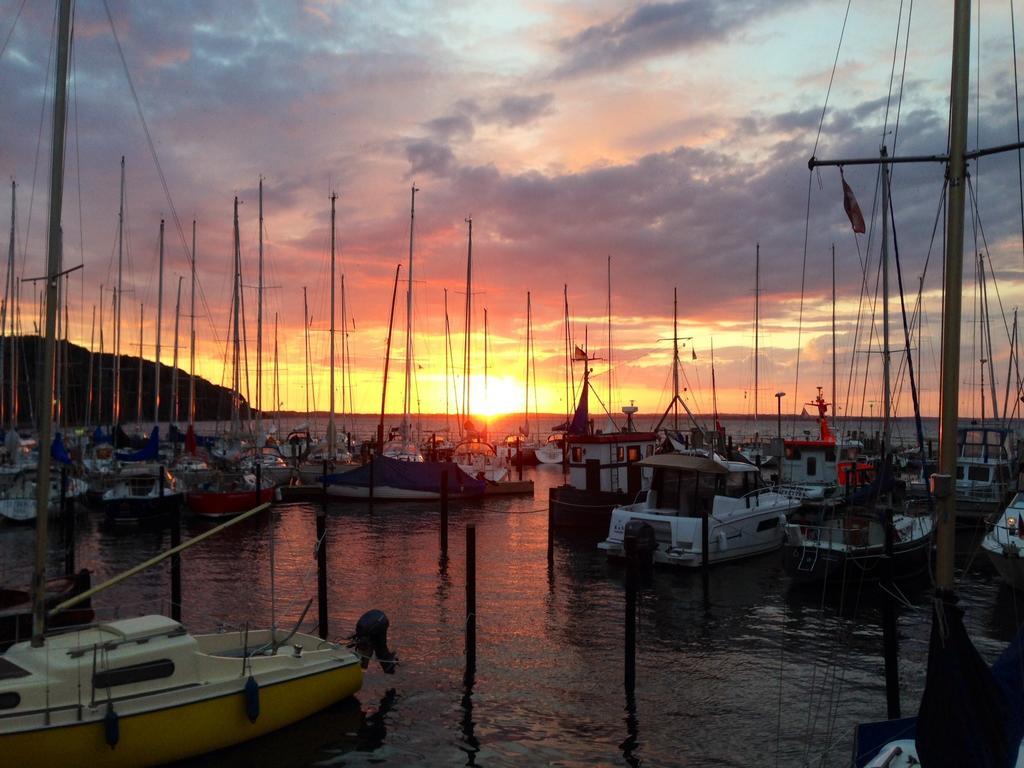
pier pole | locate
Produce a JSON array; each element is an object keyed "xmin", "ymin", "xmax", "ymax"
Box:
[
  {"xmin": 547, "ymin": 496, "xmax": 554, "ymax": 565},
  {"xmin": 61, "ymin": 466, "xmax": 74, "ymax": 576},
  {"xmin": 440, "ymin": 470, "xmax": 449, "ymax": 561},
  {"xmin": 317, "ymin": 465, "xmax": 329, "ymax": 640},
  {"xmin": 465, "ymin": 524, "xmax": 476, "ymax": 684},
  {"xmin": 166, "ymin": 467, "xmax": 181, "ymax": 622},
  {"xmin": 624, "ymin": 548, "xmax": 637, "ymax": 695}
]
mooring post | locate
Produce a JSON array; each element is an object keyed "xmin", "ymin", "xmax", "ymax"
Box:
[
  {"xmin": 465, "ymin": 524, "xmax": 477, "ymax": 681},
  {"xmin": 167, "ymin": 466, "xmax": 181, "ymax": 622},
  {"xmin": 547, "ymin": 494, "xmax": 554, "ymax": 565},
  {"xmin": 61, "ymin": 465, "xmax": 74, "ymax": 575},
  {"xmin": 317, "ymin": 487, "xmax": 329, "ymax": 640},
  {"xmin": 440, "ymin": 469, "xmax": 449, "ymax": 561},
  {"xmin": 624, "ymin": 549, "xmax": 637, "ymax": 695}
]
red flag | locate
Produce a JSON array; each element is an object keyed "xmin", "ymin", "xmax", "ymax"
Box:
[
  {"xmin": 573, "ymin": 345, "xmax": 588, "ymax": 361},
  {"xmin": 841, "ymin": 172, "xmax": 866, "ymax": 234},
  {"xmin": 185, "ymin": 423, "xmax": 197, "ymax": 455}
]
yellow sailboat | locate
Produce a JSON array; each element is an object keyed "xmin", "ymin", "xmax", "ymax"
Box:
[{"xmin": 0, "ymin": 3, "xmax": 395, "ymax": 765}]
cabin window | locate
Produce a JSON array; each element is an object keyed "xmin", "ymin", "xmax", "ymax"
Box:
[
  {"xmin": 571, "ymin": 447, "xmax": 584, "ymax": 463},
  {"xmin": 725, "ymin": 472, "xmax": 749, "ymax": 498},
  {"xmin": 645, "ymin": 444, "xmax": 655, "ymax": 457},
  {"xmin": 824, "ymin": 448, "xmax": 836, "ymax": 463},
  {"xmin": 806, "ymin": 456, "xmax": 817, "ymax": 476},
  {"xmin": 955, "ymin": 466, "xmax": 964, "ymax": 480},
  {"xmin": 93, "ymin": 659, "xmax": 176, "ymax": 690},
  {"xmin": 756, "ymin": 517, "xmax": 780, "ymax": 532},
  {"xmin": 627, "ymin": 446, "xmax": 642, "ymax": 462},
  {"xmin": 968, "ymin": 466, "xmax": 990, "ymax": 482},
  {"xmin": 616, "ymin": 447, "xmax": 624, "ymax": 462},
  {"xmin": 0, "ymin": 692, "xmax": 20, "ymax": 710},
  {"xmin": 655, "ymin": 470, "xmax": 683, "ymax": 511},
  {"xmin": 785, "ymin": 446, "xmax": 801, "ymax": 460}
]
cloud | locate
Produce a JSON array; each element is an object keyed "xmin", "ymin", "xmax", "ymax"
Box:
[
  {"xmin": 553, "ymin": 0, "xmax": 794, "ymax": 78},
  {"xmin": 486, "ymin": 93, "xmax": 555, "ymax": 127},
  {"xmin": 406, "ymin": 139, "xmax": 457, "ymax": 177}
]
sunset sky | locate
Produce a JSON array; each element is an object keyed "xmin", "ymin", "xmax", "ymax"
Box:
[{"xmin": 2, "ymin": 1, "xmax": 1024, "ymax": 431}]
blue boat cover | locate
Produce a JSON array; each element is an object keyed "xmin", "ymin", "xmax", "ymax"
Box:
[
  {"xmin": 51, "ymin": 433, "xmax": 72, "ymax": 465},
  {"xmin": 115, "ymin": 426, "xmax": 160, "ymax": 462},
  {"xmin": 325, "ymin": 455, "xmax": 486, "ymax": 496},
  {"xmin": 92, "ymin": 426, "xmax": 112, "ymax": 445},
  {"xmin": 854, "ymin": 593, "xmax": 1024, "ymax": 767}
]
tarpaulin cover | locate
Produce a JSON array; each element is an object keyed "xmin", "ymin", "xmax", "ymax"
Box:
[
  {"xmin": 115, "ymin": 426, "xmax": 160, "ymax": 462},
  {"xmin": 51, "ymin": 433, "xmax": 72, "ymax": 465},
  {"xmin": 325, "ymin": 454, "xmax": 486, "ymax": 497}
]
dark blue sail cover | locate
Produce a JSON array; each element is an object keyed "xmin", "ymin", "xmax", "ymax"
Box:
[
  {"xmin": 51, "ymin": 433, "xmax": 72, "ymax": 465},
  {"xmin": 92, "ymin": 426, "xmax": 112, "ymax": 445},
  {"xmin": 568, "ymin": 382, "xmax": 589, "ymax": 436},
  {"xmin": 115, "ymin": 426, "xmax": 159, "ymax": 462},
  {"xmin": 325, "ymin": 455, "xmax": 486, "ymax": 497},
  {"xmin": 854, "ymin": 594, "xmax": 1024, "ymax": 767}
]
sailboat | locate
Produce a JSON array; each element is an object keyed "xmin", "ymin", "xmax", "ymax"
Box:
[
  {"xmin": 0, "ymin": 6, "xmax": 394, "ymax": 764},
  {"xmin": 823, "ymin": 2, "xmax": 1024, "ymax": 764}
]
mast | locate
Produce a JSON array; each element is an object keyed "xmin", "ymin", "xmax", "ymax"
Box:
[
  {"xmin": 86, "ymin": 304, "xmax": 95, "ymax": 428},
  {"xmin": 328, "ymin": 191, "xmax": 336, "ymax": 456},
  {"xmin": 154, "ymin": 219, "xmax": 164, "ymax": 423},
  {"xmin": 881, "ymin": 147, "xmax": 891, "ymax": 463},
  {"xmin": 188, "ymin": 220, "xmax": 196, "ymax": 427},
  {"xmin": 563, "ymin": 284, "xmax": 570, "ymax": 429},
  {"xmin": 257, "ymin": 179, "xmax": 264, "ymax": 444},
  {"xmin": 936, "ymin": 0, "xmax": 972, "ymax": 591},
  {"xmin": 462, "ymin": 216, "xmax": 472, "ymax": 434},
  {"xmin": 1, "ymin": 180, "xmax": 13, "ymax": 428},
  {"xmin": 113, "ymin": 156, "xmax": 125, "ymax": 428},
  {"xmin": 402, "ymin": 185, "xmax": 418, "ymax": 442},
  {"xmin": 231, "ymin": 196, "xmax": 242, "ymax": 438},
  {"xmin": 171, "ymin": 276, "xmax": 182, "ymax": 427},
  {"xmin": 980, "ymin": 253, "xmax": 999, "ymax": 421},
  {"xmin": 303, "ymin": 287, "xmax": 311, "ymax": 416},
  {"xmin": 136, "ymin": 303, "xmax": 143, "ymax": 424},
  {"xmin": 380, "ymin": 264, "xmax": 402, "ymax": 453},
  {"xmin": 274, "ymin": 312, "xmax": 281, "ymax": 438},
  {"xmin": 340, "ymin": 273, "xmax": 348, "ymax": 439},
  {"xmin": 673, "ymin": 287, "xmax": 680, "ymax": 430},
  {"xmin": 831, "ymin": 244, "xmax": 836, "ymax": 420},
  {"xmin": 483, "ymin": 307, "xmax": 489, "ymax": 417},
  {"xmin": 754, "ymin": 242, "xmax": 760, "ymax": 436},
  {"xmin": 32, "ymin": 0, "xmax": 72, "ymax": 646},
  {"xmin": 97, "ymin": 286, "xmax": 104, "ymax": 425},
  {"xmin": 525, "ymin": 292, "xmax": 532, "ymax": 440},
  {"xmin": 607, "ymin": 255, "xmax": 612, "ymax": 419}
]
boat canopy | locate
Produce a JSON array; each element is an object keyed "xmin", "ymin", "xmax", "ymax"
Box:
[{"xmin": 640, "ymin": 453, "xmax": 729, "ymax": 474}]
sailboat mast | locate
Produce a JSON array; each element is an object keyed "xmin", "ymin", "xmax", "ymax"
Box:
[
  {"xmin": 232, "ymin": 196, "xmax": 241, "ymax": 437},
  {"xmin": 136, "ymin": 304, "xmax": 143, "ymax": 424},
  {"xmin": 171, "ymin": 276, "xmax": 182, "ymax": 426},
  {"xmin": 113, "ymin": 156, "xmax": 125, "ymax": 427},
  {"xmin": 303, "ymin": 286, "xmax": 311, "ymax": 415},
  {"xmin": 380, "ymin": 263, "xmax": 402, "ymax": 453},
  {"xmin": 881, "ymin": 148, "xmax": 891, "ymax": 461},
  {"xmin": 1, "ymin": 180, "xmax": 13, "ymax": 428},
  {"xmin": 189, "ymin": 220, "xmax": 196, "ymax": 427},
  {"xmin": 980, "ymin": 254, "xmax": 999, "ymax": 421},
  {"xmin": 673, "ymin": 287, "xmax": 680, "ymax": 430},
  {"xmin": 607, "ymin": 255, "xmax": 612, "ymax": 418},
  {"xmin": 328, "ymin": 191, "xmax": 336, "ymax": 455},
  {"xmin": 832, "ymin": 243, "xmax": 836, "ymax": 419},
  {"xmin": 257, "ymin": 179, "xmax": 265, "ymax": 443},
  {"xmin": 525, "ymin": 292, "xmax": 532, "ymax": 440},
  {"xmin": 403, "ymin": 185, "xmax": 418, "ymax": 442},
  {"xmin": 274, "ymin": 313, "xmax": 281, "ymax": 438},
  {"xmin": 754, "ymin": 242, "xmax": 759, "ymax": 435},
  {"xmin": 32, "ymin": 0, "xmax": 72, "ymax": 646},
  {"xmin": 462, "ymin": 216, "xmax": 472, "ymax": 433},
  {"xmin": 86, "ymin": 304, "xmax": 95, "ymax": 428},
  {"xmin": 936, "ymin": 0, "xmax": 972, "ymax": 591},
  {"xmin": 154, "ymin": 219, "xmax": 164, "ymax": 423},
  {"xmin": 97, "ymin": 287, "xmax": 104, "ymax": 425},
  {"xmin": 341, "ymin": 274, "xmax": 348, "ymax": 437}
]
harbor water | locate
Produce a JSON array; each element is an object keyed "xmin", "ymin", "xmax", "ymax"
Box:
[{"xmin": 0, "ymin": 415, "xmax": 1018, "ymax": 766}]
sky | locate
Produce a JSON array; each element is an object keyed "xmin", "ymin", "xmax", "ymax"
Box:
[{"xmin": 2, "ymin": 1, "xmax": 1024, "ymax": 432}]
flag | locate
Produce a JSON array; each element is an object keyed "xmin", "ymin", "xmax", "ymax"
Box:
[
  {"xmin": 573, "ymin": 345, "xmax": 587, "ymax": 361},
  {"xmin": 841, "ymin": 171, "xmax": 866, "ymax": 234}
]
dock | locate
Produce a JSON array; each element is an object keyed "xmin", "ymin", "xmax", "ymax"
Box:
[{"xmin": 483, "ymin": 479, "xmax": 534, "ymax": 496}]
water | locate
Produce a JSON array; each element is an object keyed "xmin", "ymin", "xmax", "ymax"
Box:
[{"xmin": 2, "ymin": 461, "xmax": 1019, "ymax": 766}]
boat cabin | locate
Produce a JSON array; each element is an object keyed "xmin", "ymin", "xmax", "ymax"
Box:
[{"xmin": 566, "ymin": 430, "xmax": 658, "ymax": 498}]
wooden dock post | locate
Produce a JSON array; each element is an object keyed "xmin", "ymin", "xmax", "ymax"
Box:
[
  {"xmin": 440, "ymin": 470, "xmax": 449, "ymax": 561},
  {"xmin": 317, "ymin": 485, "xmax": 329, "ymax": 640},
  {"xmin": 624, "ymin": 548, "xmax": 637, "ymax": 695},
  {"xmin": 465, "ymin": 524, "xmax": 476, "ymax": 683},
  {"xmin": 166, "ymin": 467, "xmax": 181, "ymax": 622}
]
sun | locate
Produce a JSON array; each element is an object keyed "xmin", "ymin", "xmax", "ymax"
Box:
[{"xmin": 471, "ymin": 376, "xmax": 524, "ymax": 419}]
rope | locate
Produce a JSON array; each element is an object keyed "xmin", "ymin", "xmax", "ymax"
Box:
[
  {"xmin": 0, "ymin": 0, "xmax": 28, "ymax": 61},
  {"xmin": 810, "ymin": 0, "xmax": 854, "ymax": 158}
]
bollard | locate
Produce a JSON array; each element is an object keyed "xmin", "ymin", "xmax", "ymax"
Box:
[
  {"xmin": 61, "ymin": 466, "xmax": 74, "ymax": 576},
  {"xmin": 465, "ymin": 524, "xmax": 476, "ymax": 683},
  {"xmin": 168, "ymin": 467, "xmax": 182, "ymax": 623},
  {"xmin": 316, "ymin": 501, "xmax": 329, "ymax": 640},
  {"xmin": 440, "ymin": 470, "xmax": 449, "ymax": 561},
  {"xmin": 625, "ymin": 550, "xmax": 637, "ymax": 695}
]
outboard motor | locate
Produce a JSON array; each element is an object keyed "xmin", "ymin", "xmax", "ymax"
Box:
[
  {"xmin": 622, "ymin": 520, "xmax": 657, "ymax": 565},
  {"xmin": 350, "ymin": 609, "xmax": 398, "ymax": 674}
]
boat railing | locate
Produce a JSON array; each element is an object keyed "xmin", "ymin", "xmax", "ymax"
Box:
[
  {"xmin": 742, "ymin": 486, "xmax": 785, "ymax": 508},
  {"xmin": 988, "ymin": 517, "xmax": 1024, "ymax": 548},
  {"xmin": 787, "ymin": 519, "xmax": 870, "ymax": 548}
]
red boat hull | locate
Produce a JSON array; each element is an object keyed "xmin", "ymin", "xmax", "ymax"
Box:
[{"xmin": 186, "ymin": 486, "xmax": 275, "ymax": 518}]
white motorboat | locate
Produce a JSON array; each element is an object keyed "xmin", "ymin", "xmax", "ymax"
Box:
[
  {"xmin": 598, "ymin": 451, "xmax": 800, "ymax": 567},
  {"xmin": 982, "ymin": 494, "xmax": 1024, "ymax": 591}
]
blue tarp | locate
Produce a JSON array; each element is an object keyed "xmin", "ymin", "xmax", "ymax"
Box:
[
  {"xmin": 325, "ymin": 455, "xmax": 486, "ymax": 497},
  {"xmin": 568, "ymin": 381, "xmax": 589, "ymax": 436},
  {"xmin": 92, "ymin": 426, "xmax": 112, "ymax": 445},
  {"xmin": 115, "ymin": 426, "xmax": 160, "ymax": 462},
  {"xmin": 51, "ymin": 433, "xmax": 72, "ymax": 465},
  {"xmin": 167, "ymin": 423, "xmax": 216, "ymax": 449}
]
